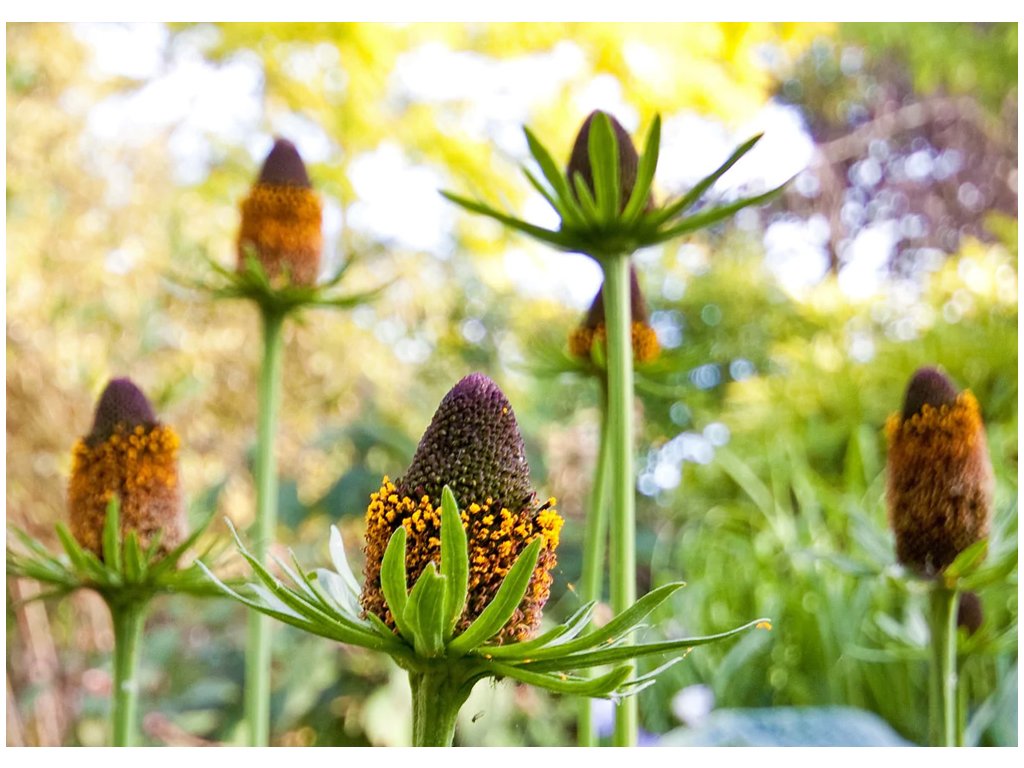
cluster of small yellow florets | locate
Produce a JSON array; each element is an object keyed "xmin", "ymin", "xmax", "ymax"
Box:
[
  {"xmin": 361, "ymin": 476, "xmax": 562, "ymax": 644},
  {"xmin": 69, "ymin": 423, "xmax": 184, "ymax": 557},
  {"xmin": 237, "ymin": 138, "xmax": 323, "ymax": 286},
  {"xmin": 568, "ymin": 320, "xmax": 661, "ymax": 364}
]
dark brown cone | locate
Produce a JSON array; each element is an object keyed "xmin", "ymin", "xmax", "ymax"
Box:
[
  {"xmin": 902, "ymin": 366, "xmax": 959, "ymax": 419},
  {"xmin": 566, "ymin": 110, "xmax": 643, "ymax": 212},
  {"xmin": 258, "ymin": 138, "xmax": 311, "ymax": 187},
  {"xmin": 87, "ymin": 378, "xmax": 157, "ymax": 445},
  {"xmin": 957, "ymin": 590, "xmax": 983, "ymax": 635},
  {"xmin": 398, "ymin": 373, "xmax": 535, "ymax": 512}
]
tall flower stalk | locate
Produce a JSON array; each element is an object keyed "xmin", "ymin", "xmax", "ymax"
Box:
[
  {"xmin": 245, "ymin": 305, "xmax": 285, "ymax": 746},
  {"xmin": 568, "ymin": 266, "xmax": 659, "ymax": 745},
  {"xmin": 7, "ymin": 378, "xmax": 217, "ymax": 746},
  {"xmin": 177, "ymin": 137, "xmax": 386, "ymax": 745},
  {"xmin": 237, "ymin": 139, "xmax": 320, "ymax": 745},
  {"xmin": 885, "ymin": 367, "xmax": 994, "ymax": 746},
  {"xmin": 202, "ymin": 373, "xmax": 768, "ymax": 746},
  {"xmin": 444, "ymin": 110, "xmax": 785, "ymax": 745}
]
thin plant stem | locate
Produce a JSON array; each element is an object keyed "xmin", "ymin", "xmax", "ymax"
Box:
[
  {"xmin": 929, "ymin": 585, "xmax": 961, "ymax": 746},
  {"xmin": 109, "ymin": 598, "xmax": 148, "ymax": 747},
  {"xmin": 602, "ymin": 256, "xmax": 637, "ymax": 746},
  {"xmin": 244, "ymin": 308, "xmax": 286, "ymax": 746},
  {"xmin": 577, "ymin": 380, "xmax": 612, "ymax": 747},
  {"xmin": 409, "ymin": 668, "xmax": 471, "ymax": 747}
]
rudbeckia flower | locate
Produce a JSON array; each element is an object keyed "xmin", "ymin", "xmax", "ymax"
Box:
[
  {"xmin": 886, "ymin": 367, "xmax": 993, "ymax": 575},
  {"xmin": 361, "ymin": 373, "xmax": 562, "ymax": 644},
  {"xmin": 68, "ymin": 378, "xmax": 186, "ymax": 558},
  {"xmin": 237, "ymin": 138, "xmax": 323, "ymax": 286},
  {"xmin": 200, "ymin": 373, "xmax": 767, "ymax": 746}
]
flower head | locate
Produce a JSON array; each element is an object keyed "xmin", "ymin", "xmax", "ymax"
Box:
[
  {"xmin": 68, "ymin": 378, "xmax": 186, "ymax": 558},
  {"xmin": 568, "ymin": 265, "xmax": 660, "ymax": 363},
  {"xmin": 885, "ymin": 367, "xmax": 993, "ymax": 575},
  {"xmin": 361, "ymin": 373, "xmax": 562, "ymax": 644},
  {"xmin": 237, "ymin": 138, "xmax": 322, "ymax": 286},
  {"xmin": 567, "ymin": 110, "xmax": 650, "ymax": 213}
]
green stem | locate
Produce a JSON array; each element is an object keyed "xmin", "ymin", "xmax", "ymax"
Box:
[
  {"xmin": 928, "ymin": 585, "xmax": 960, "ymax": 746},
  {"xmin": 602, "ymin": 256, "xmax": 637, "ymax": 746},
  {"xmin": 577, "ymin": 380, "xmax": 612, "ymax": 747},
  {"xmin": 409, "ymin": 667, "xmax": 472, "ymax": 747},
  {"xmin": 245, "ymin": 309, "xmax": 286, "ymax": 746},
  {"xmin": 110, "ymin": 598, "xmax": 148, "ymax": 747}
]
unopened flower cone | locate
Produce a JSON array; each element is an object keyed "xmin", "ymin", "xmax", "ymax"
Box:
[
  {"xmin": 68, "ymin": 378, "xmax": 186, "ymax": 558},
  {"xmin": 567, "ymin": 110, "xmax": 651, "ymax": 213},
  {"xmin": 885, "ymin": 367, "xmax": 993, "ymax": 575},
  {"xmin": 237, "ymin": 138, "xmax": 323, "ymax": 286},
  {"xmin": 361, "ymin": 373, "xmax": 562, "ymax": 644}
]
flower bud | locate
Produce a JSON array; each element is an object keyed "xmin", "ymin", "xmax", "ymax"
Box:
[
  {"xmin": 957, "ymin": 590, "xmax": 983, "ymax": 635},
  {"xmin": 68, "ymin": 378, "xmax": 186, "ymax": 558},
  {"xmin": 566, "ymin": 110, "xmax": 650, "ymax": 212},
  {"xmin": 568, "ymin": 264, "xmax": 660, "ymax": 363},
  {"xmin": 237, "ymin": 138, "xmax": 323, "ymax": 286},
  {"xmin": 885, "ymin": 367, "xmax": 993, "ymax": 575},
  {"xmin": 361, "ymin": 374, "xmax": 562, "ymax": 644}
]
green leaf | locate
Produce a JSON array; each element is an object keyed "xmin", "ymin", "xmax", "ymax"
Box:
[
  {"xmin": 380, "ymin": 526, "xmax": 417, "ymax": 643},
  {"xmin": 587, "ymin": 112, "xmax": 620, "ymax": 223},
  {"xmin": 523, "ymin": 126, "xmax": 584, "ymax": 225},
  {"xmin": 440, "ymin": 486, "xmax": 469, "ymax": 640},
  {"xmin": 517, "ymin": 617, "xmax": 771, "ymax": 673},
  {"xmin": 571, "ymin": 172, "xmax": 601, "ymax": 225},
  {"xmin": 148, "ymin": 511, "xmax": 213, "ymax": 578},
  {"xmin": 406, "ymin": 563, "xmax": 448, "ymax": 657},
  {"xmin": 488, "ymin": 660, "xmax": 632, "ymax": 698},
  {"xmin": 649, "ymin": 181, "xmax": 788, "ymax": 244},
  {"xmin": 123, "ymin": 532, "xmax": 145, "ymax": 583},
  {"xmin": 522, "ymin": 166, "xmax": 565, "ymax": 220},
  {"xmin": 328, "ymin": 525, "xmax": 362, "ymax": 596},
  {"xmin": 440, "ymin": 191, "xmax": 574, "ymax": 249},
  {"xmin": 55, "ymin": 523, "xmax": 108, "ymax": 582},
  {"xmin": 101, "ymin": 497, "xmax": 122, "ymax": 574},
  {"xmin": 223, "ymin": 521, "xmax": 390, "ymax": 648},
  {"xmin": 649, "ymin": 132, "xmax": 764, "ymax": 226},
  {"xmin": 943, "ymin": 539, "xmax": 988, "ymax": 581},
  {"xmin": 142, "ymin": 529, "xmax": 164, "ymax": 565},
  {"xmin": 248, "ymin": 582, "xmax": 308, "ymax": 621},
  {"xmin": 494, "ymin": 582, "xmax": 686, "ymax": 662},
  {"xmin": 622, "ymin": 657, "xmax": 684, "ymax": 689},
  {"xmin": 622, "ymin": 114, "xmax": 661, "ymax": 224},
  {"xmin": 448, "ymin": 537, "xmax": 542, "ymax": 656},
  {"xmin": 313, "ymin": 568, "xmax": 362, "ymax": 618},
  {"xmin": 197, "ymin": 562, "xmax": 328, "ymax": 638},
  {"xmin": 961, "ymin": 546, "xmax": 1018, "ymax": 591},
  {"xmin": 480, "ymin": 600, "xmax": 597, "ymax": 659}
]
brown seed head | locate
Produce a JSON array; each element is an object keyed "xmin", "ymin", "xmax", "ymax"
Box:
[
  {"xmin": 360, "ymin": 374, "xmax": 563, "ymax": 644},
  {"xmin": 68, "ymin": 379, "xmax": 187, "ymax": 559},
  {"xmin": 885, "ymin": 367, "xmax": 993, "ymax": 575},
  {"xmin": 237, "ymin": 138, "xmax": 323, "ymax": 286}
]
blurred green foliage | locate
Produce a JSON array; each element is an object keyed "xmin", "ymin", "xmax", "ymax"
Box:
[{"xmin": 6, "ymin": 21, "xmax": 1017, "ymax": 746}]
